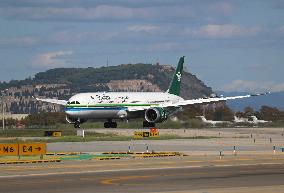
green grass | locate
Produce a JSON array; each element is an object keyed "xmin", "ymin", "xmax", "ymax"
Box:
[
  {"xmin": 39, "ymin": 135, "xmax": 133, "ymax": 143},
  {"xmin": 6, "ymin": 118, "xmax": 283, "ymax": 131},
  {"xmin": 0, "ymin": 128, "xmax": 76, "ymax": 137},
  {"xmin": 0, "ymin": 129, "xmax": 130, "ymax": 143},
  {"xmin": 0, "ymin": 125, "xmax": 216, "ymax": 143},
  {"xmin": 259, "ymin": 120, "xmax": 284, "ymax": 128},
  {"xmin": 17, "ymin": 119, "xmax": 204, "ymax": 130}
]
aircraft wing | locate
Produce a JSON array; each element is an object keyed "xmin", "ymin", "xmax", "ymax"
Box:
[
  {"xmin": 35, "ymin": 97, "xmax": 68, "ymax": 106},
  {"xmin": 161, "ymin": 92, "xmax": 270, "ymax": 108}
]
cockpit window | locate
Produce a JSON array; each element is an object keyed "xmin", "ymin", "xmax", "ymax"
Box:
[{"xmin": 68, "ymin": 101, "xmax": 80, "ymax": 104}]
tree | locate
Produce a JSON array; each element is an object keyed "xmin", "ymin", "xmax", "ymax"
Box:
[
  {"xmin": 244, "ymin": 106, "xmax": 254, "ymax": 117},
  {"xmin": 235, "ymin": 111, "xmax": 245, "ymax": 118},
  {"xmin": 259, "ymin": 106, "xmax": 284, "ymax": 121},
  {"xmin": 177, "ymin": 105, "xmax": 203, "ymax": 120},
  {"xmin": 23, "ymin": 112, "xmax": 66, "ymax": 126},
  {"xmin": 212, "ymin": 105, "xmax": 234, "ymax": 121}
]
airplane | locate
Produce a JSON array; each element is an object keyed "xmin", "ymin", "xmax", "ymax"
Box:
[
  {"xmin": 196, "ymin": 116, "xmax": 231, "ymax": 127},
  {"xmin": 248, "ymin": 116, "xmax": 271, "ymax": 124},
  {"xmin": 233, "ymin": 115, "xmax": 270, "ymax": 124},
  {"xmin": 36, "ymin": 56, "xmax": 269, "ymax": 128}
]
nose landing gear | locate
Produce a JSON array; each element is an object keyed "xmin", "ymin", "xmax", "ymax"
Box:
[{"xmin": 74, "ymin": 121, "xmax": 81, "ymax": 128}]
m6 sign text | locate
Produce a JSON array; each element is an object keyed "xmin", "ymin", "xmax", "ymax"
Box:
[{"xmin": 0, "ymin": 144, "xmax": 19, "ymax": 156}]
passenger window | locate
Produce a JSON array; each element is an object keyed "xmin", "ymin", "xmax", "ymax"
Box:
[{"xmin": 76, "ymin": 101, "xmax": 80, "ymax": 104}]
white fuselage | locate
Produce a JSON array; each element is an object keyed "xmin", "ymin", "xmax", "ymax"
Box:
[
  {"xmin": 65, "ymin": 92, "xmax": 183, "ymax": 120},
  {"xmin": 249, "ymin": 116, "xmax": 270, "ymax": 124},
  {"xmin": 234, "ymin": 116, "xmax": 270, "ymax": 124}
]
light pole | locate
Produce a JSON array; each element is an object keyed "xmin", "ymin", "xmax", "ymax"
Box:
[
  {"xmin": 1, "ymin": 89, "xmax": 7, "ymax": 131},
  {"xmin": 2, "ymin": 99, "xmax": 4, "ymax": 131}
]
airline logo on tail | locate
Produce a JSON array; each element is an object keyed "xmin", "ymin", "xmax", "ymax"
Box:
[{"xmin": 176, "ymin": 72, "xmax": 182, "ymax": 82}]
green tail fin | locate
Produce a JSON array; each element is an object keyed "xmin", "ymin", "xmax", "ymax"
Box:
[{"xmin": 167, "ymin": 56, "xmax": 185, "ymax": 96}]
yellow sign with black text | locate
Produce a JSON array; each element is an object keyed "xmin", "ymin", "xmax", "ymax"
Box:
[
  {"xmin": 143, "ymin": 132, "xmax": 150, "ymax": 137},
  {"xmin": 133, "ymin": 131, "xmax": 159, "ymax": 138},
  {"xmin": 150, "ymin": 132, "xmax": 159, "ymax": 137},
  {"xmin": 134, "ymin": 131, "xmax": 143, "ymax": 138},
  {"xmin": 19, "ymin": 143, "xmax": 46, "ymax": 156},
  {"xmin": 0, "ymin": 143, "xmax": 46, "ymax": 156},
  {"xmin": 0, "ymin": 144, "xmax": 19, "ymax": 156}
]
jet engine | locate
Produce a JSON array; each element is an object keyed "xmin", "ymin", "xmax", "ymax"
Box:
[{"xmin": 145, "ymin": 107, "xmax": 168, "ymax": 123}]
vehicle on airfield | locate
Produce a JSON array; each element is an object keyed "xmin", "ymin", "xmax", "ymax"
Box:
[{"xmin": 36, "ymin": 56, "xmax": 269, "ymax": 128}]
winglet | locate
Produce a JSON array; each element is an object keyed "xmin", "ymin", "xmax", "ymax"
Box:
[
  {"xmin": 167, "ymin": 56, "xmax": 185, "ymax": 96},
  {"xmin": 250, "ymin": 92, "xmax": 270, "ymax": 97}
]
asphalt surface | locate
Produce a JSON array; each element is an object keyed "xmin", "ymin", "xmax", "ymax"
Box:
[
  {"xmin": 47, "ymin": 138, "xmax": 283, "ymax": 154},
  {"xmin": 1, "ymin": 156, "xmax": 284, "ymax": 193},
  {"xmin": 1, "ymin": 127, "xmax": 284, "ymax": 193},
  {"xmin": 47, "ymin": 127, "xmax": 284, "ymax": 154}
]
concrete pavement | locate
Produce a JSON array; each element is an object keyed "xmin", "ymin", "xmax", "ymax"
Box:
[{"xmin": 1, "ymin": 155, "xmax": 284, "ymax": 193}]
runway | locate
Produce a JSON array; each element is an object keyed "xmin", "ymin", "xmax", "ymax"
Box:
[{"xmin": 1, "ymin": 156, "xmax": 284, "ymax": 193}]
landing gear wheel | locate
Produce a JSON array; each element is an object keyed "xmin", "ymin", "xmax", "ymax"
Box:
[
  {"xmin": 111, "ymin": 122, "xmax": 117, "ymax": 128},
  {"xmin": 74, "ymin": 122, "xmax": 80, "ymax": 129},
  {"xmin": 104, "ymin": 121, "xmax": 117, "ymax": 128},
  {"xmin": 104, "ymin": 122, "xmax": 110, "ymax": 128},
  {"xmin": 143, "ymin": 121, "xmax": 155, "ymax": 128}
]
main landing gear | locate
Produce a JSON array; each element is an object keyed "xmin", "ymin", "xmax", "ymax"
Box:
[
  {"xmin": 74, "ymin": 121, "xmax": 81, "ymax": 129},
  {"xmin": 104, "ymin": 120, "xmax": 117, "ymax": 128},
  {"xmin": 143, "ymin": 121, "xmax": 155, "ymax": 128}
]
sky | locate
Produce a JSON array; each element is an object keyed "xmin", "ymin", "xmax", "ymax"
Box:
[{"xmin": 0, "ymin": 0, "xmax": 283, "ymax": 93}]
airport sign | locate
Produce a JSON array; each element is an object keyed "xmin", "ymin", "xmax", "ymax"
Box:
[
  {"xmin": 150, "ymin": 132, "xmax": 159, "ymax": 137},
  {"xmin": 134, "ymin": 131, "xmax": 143, "ymax": 138},
  {"xmin": 134, "ymin": 131, "xmax": 159, "ymax": 138},
  {"xmin": 143, "ymin": 132, "xmax": 150, "ymax": 138},
  {"xmin": 0, "ymin": 144, "xmax": 19, "ymax": 156},
  {"xmin": 19, "ymin": 143, "xmax": 46, "ymax": 156},
  {"xmin": 0, "ymin": 143, "xmax": 47, "ymax": 156}
]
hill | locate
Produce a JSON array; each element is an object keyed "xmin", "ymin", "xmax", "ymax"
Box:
[{"xmin": 0, "ymin": 63, "xmax": 213, "ymax": 114}]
